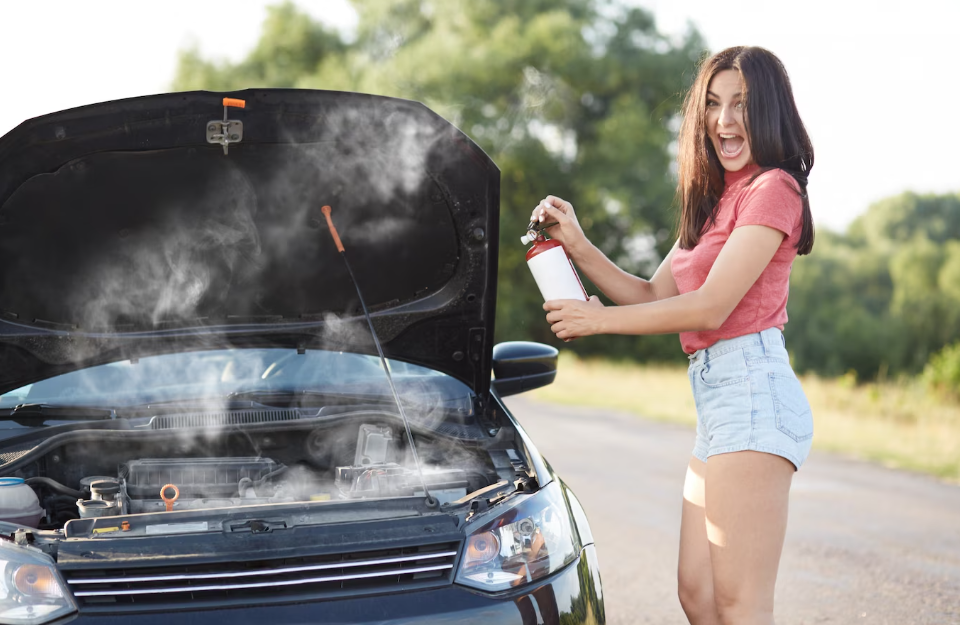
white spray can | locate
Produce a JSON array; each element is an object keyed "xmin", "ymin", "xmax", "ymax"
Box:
[{"xmin": 525, "ymin": 234, "xmax": 588, "ymax": 302}]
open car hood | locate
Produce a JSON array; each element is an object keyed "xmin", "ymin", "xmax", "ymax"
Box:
[{"xmin": 0, "ymin": 90, "xmax": 499, "ymax": 397}]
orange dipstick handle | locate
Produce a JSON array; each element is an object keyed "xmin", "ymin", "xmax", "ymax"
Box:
[
  {"xmin": 321, "ymin": 205, "xmax": 345, "ymax": 252},
  {"xmin": 222, "ymin": 97, "xmax": 246, "ymax": 109},
  {"xmin": 160, "ymin": 483, "xmax": 180, "ymax": 512}
]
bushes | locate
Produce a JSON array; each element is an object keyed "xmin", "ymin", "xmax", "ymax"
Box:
[
  {"xmin": 924, "ymin": 342, "xmax": 960, "ymax": 399},
  {"xmin": 787, "ymin": 192, "xmax": 960, "ymax": 381}
]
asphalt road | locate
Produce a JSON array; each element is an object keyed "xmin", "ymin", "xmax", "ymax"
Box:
[{"xmin": 503, "ymin": 396, "xmax": 960, "ymax": 625}]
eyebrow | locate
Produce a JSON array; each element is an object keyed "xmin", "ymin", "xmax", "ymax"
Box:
[{"xmin": 706, "ymin": 90, "xmax": 743, "ymax": 99}]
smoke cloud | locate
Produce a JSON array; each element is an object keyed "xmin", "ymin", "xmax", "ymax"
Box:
[
  {"xmin": 0, "ymin": 96, "xmax": 509, "ymax": 517},
  {"xmin": 72, "ymin": 167, "xmax": 263, "ymax": 331}
]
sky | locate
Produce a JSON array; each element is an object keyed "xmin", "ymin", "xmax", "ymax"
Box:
[{"xmin": 1, "ymin": 0, "xmax": 957, "ymax": 232}]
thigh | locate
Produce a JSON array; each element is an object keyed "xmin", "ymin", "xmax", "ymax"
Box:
[
  {"xmin": 678, "ymin": 457, "xmax": 718, "ymax": 615},
  {"xmin": 705, "ymin": 451, "xmax": 794, "ymax": 615}
]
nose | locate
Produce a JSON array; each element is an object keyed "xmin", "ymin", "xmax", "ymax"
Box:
[{"xmin": 718, "ymin": 104, "xmax": 737, "ymax": 127}]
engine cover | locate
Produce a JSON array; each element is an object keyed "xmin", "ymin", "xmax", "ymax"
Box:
[{"xmin": 122, "ymin": 457, "xmax": 280, "ymax": 499}]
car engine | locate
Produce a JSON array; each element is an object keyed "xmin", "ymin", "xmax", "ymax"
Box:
[{"xmin": 11, "ymin": 419, "xmax": 524, "ymax": 529}]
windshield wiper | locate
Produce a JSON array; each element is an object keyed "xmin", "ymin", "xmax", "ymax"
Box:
[{"xmin": 0, "ymin": 403, "xmax": 116, "ymax": 423}]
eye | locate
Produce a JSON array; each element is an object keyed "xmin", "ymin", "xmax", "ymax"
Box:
[
  {"xmin": 735, "ymin": 101, "xmax": 745, "ymax": 110},
  {"xmin": 706, "ymin": 99, "xmax": 719, "ymax": 108}
]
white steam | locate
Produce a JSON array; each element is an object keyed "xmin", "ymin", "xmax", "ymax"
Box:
[{"xmin": 72, "ymin": 167, "xmax": 261, "ymax": 330}]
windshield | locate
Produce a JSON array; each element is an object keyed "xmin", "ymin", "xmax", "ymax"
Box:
[{"xmin": 0, "ymin": 348, "xmax": 474, "ymax": 413}]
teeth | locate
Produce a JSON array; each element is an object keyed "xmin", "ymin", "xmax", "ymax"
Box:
[{"xmin": 719, "ymin": 134, "xmax": 739, "ymax": 138}]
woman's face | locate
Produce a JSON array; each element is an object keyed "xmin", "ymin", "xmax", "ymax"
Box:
[{"xmin": 705, "ymin": 69, "xmax": 753, "ymax": 171}]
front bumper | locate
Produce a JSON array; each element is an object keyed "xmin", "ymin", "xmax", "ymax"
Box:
[{"xmin": 64, "ymin": 544, "xmax": 604, "ymax": 625}]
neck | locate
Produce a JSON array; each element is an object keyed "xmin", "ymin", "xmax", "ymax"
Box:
[{"xmin": 724, "ymin": 162, "xmax": 760, "ymax": 186}]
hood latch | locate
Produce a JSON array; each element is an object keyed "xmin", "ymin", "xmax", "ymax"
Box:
[{"xmin": 206, "ymin": 97, "xmax": 245, "ymax": 155}]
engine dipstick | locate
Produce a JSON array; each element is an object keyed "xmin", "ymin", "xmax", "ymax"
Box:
[{"xmin": 160, "ymin": 484, "xmax": 180, "ymax": 512}]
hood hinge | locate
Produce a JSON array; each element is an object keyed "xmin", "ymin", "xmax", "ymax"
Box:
[{"xmin": 206, "ymin": 97, "xmax": 246, "ymax": 155}]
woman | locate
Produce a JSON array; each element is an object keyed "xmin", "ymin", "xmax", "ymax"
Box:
[{"xmin": 532, "ymin": 46, "xmax": 814, "ymax": 625}]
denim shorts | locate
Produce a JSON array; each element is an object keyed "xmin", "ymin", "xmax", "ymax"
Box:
[{"xmin": 688, "ymin": 327, "xmax": 813, "ymax": 470}]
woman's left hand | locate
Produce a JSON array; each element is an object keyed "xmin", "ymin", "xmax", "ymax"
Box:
[{"xmin": 544, "ymin": 296, "xmax": 605, "ymax": 341}]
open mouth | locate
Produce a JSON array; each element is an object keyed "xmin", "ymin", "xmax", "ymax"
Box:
[{"xmin": 718, "ymin": 133, "xmax": 745, "ymax": 159}]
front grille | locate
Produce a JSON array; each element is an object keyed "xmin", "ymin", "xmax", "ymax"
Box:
[{"xmin": 64, "ymin": 541, "xmax": 460, "ymax": 613}]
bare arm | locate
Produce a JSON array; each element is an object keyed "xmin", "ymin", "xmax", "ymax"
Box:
[
  {"xmin": 544, "ymin": 224, "xmax": 786, "ymax": 339},
  {"xmin": 573, "ymin": 239, "xmax": 680, "ymax": 305},
  {"xmin": 532, "ymin": 196, "xmax": 679, "ymax": 305}
]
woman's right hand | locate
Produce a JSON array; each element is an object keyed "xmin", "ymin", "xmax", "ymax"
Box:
[{"xmin": 530, "ymin": 196, "xmax": 588, "ymax": 256}]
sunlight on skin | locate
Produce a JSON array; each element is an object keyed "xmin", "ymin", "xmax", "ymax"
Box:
[
  {"xmin": 704, "ymin": 520, "xmax": 727, "ymax": 549},
  {"xmin": 682, "ymin": 461, "xmax": 707, "ymax": 508},
  {"xmin": 679, "ymin": 453, "xmax": 794, "ymax": 625},
  {"xmin": 679, "ymin": 459, "xmax": 721, "ymax": 625}
]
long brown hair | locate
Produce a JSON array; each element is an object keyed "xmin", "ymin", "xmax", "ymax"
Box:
[{"xmin": 676, "ymin": 46, "xmax": 814, "ymax": 254}]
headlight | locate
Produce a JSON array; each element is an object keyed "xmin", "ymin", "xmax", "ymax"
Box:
[
  {"xmin": 0, "ymin": 541, "xmax": 77, "ymax": 625},
  {"xmin": 455, "ymin": 481, "xmax": 581, "ymax": 592}
]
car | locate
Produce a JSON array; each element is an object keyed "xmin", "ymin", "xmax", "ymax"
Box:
[{"xmin": 0, "ymin": 90, "xmax": 604, "ymax": 624}]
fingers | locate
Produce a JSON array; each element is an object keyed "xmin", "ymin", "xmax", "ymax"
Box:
[
  {"xmin": 551, "ymin": 323, "xmax": 577, "ymax": 342},
  {"xmin": 544, "ymin": 300, "xmax": 567, "ymax": 335},
  {"xmin": 545, "ymin": 301, "xmax": 577, "ymax": 338},
  {"xmin": 538, "ymin": 203, "xmax": 564, "ymax": 223},
  {"xmin": 543, "ymin": 196, "xmax": 569, "ymax": 211},
  {"xmin": 530, "ymin": 202, "xmax": 558, "ymax": 223},
  {"xmin": 551, "ymin": 322, "xmax": 566, "ymax": 336},
  {"xmin": 544, "ymin": 298, "xmax": 598, "ymax": 341},
  {"xmin": 530, "ymin": 196, "xmax": 572, "ymax": 223},
  {"xmin": 544, "ymin": 298, "xmax": 580, "ymax": 312}
]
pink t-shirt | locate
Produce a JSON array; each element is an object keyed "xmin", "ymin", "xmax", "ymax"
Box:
[{"xmin": 670, "ymin": 164, "xmax": 803, "ymax": 354}]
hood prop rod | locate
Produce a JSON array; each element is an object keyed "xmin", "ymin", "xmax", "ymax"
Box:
[{"xmin": 320, "ymin": 205, "xmax": 437, "ymax": 509}]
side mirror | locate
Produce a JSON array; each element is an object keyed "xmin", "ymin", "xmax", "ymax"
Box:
[{"xmin": 491, "ymin": 341, "xmax": 559, "ymax": 397}]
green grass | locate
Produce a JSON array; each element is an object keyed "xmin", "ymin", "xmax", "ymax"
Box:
[{"xmin": 531, "ymin": 352, "xmax": 960, "ymax": 482}]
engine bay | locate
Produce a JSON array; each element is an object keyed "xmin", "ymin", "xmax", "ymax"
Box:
[{"xmin": 3, "ymin": 416, "xmax": 531, "ymax": 532}]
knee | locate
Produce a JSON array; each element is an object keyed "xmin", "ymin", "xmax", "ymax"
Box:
[
  {"xmin": 677, "ymin": 569, "xmax": 714, "ymax": 622},
  {"xmin": 714, "ymin": 590, "xmax": 774, "ymax": 625}
]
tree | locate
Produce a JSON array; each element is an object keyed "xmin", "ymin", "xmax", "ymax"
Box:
[
  {"xmin": 172, "ymin": 0, "xmax": 705, "ymax": 361},
  {"xmin": 172, "ymin": 3, "xmax": 346, "ymax": 91},
  {"xmin": 788, "ymin": 191, "xmax": 960, "ymax": 379},
  {"xmin": 786, "ymin": 231, "xmax": 905, "ymax": 378}
]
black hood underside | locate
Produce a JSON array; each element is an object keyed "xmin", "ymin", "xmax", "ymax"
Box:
[{"xmin": 0, "ymin": 90, "xmax": 500, "ymax": 396}]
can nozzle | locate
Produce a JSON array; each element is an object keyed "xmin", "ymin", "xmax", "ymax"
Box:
[{"xmin": 521, "ymin": 220, "xmax": 556, "ymax": 246}]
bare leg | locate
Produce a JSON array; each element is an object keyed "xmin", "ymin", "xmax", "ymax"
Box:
[
  {"xmin": 705, "ymin": 451, "xmax": 794, "ymax": 625},
  {"xmin": 678, "ymin": 457, "xmax": 721, "ymax": 625}
]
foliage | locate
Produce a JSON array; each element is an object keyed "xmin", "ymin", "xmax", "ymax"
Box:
[
  {"xmin": 924, "ymin": 342, "xmax": 960, "ymax": 400},
  {"xmin": 172, "ymin": 3, "xmax": 345, "ymax": 91},
  {"xmin": 787, "ymin": 191, "xmax": 960, "ymax": 379},
  {"xmin": 172, "ymin": 0, "xmax": 704, "ymax": 361},
  {"xmin": 172, "ymin": 3, "xmax": 960, "ymax": 381}
]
